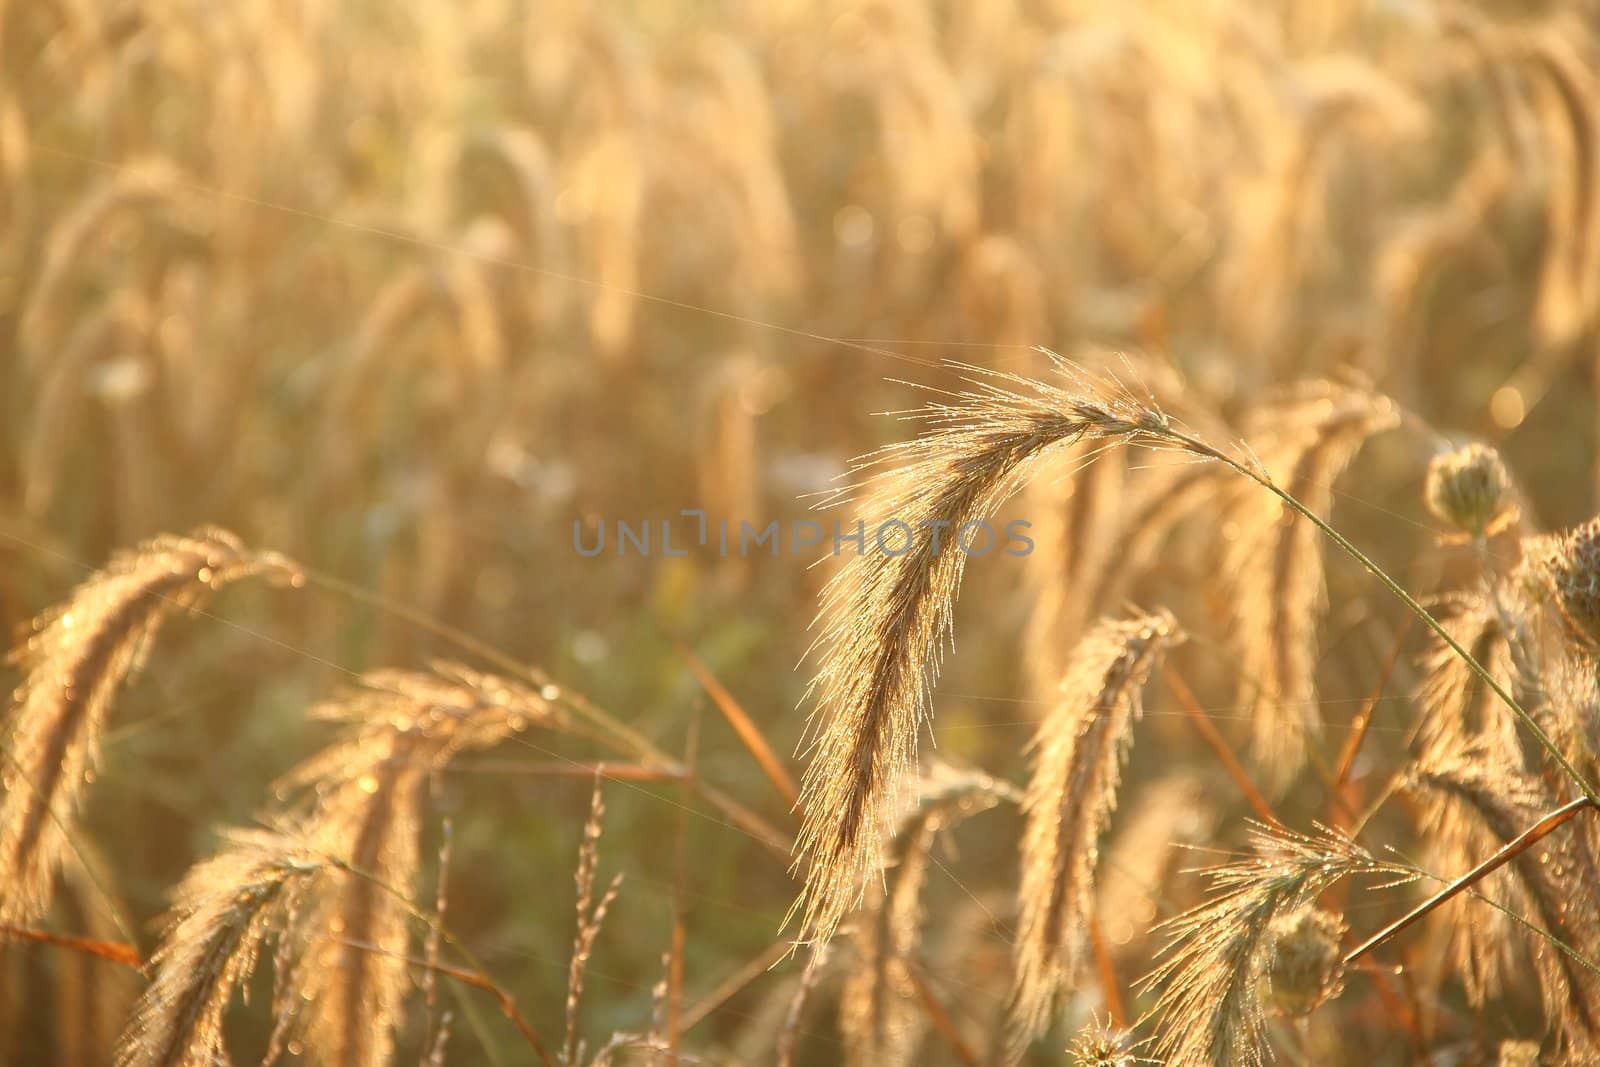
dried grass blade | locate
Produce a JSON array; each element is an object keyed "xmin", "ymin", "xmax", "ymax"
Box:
[
  {"xmin": 673, "ymin": 639, "xmax": 799, "ymax": 808},
  {"xmin": 0, "ymin": 923, "xmax": 142, "ymax": 969}
]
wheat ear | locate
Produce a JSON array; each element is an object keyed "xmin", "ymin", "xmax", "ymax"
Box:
[
  {"xmin": 1007, "ymin": 610, "xmax": 1180, "ymax": 1056},
  {"xmin": 793, "ymin": 364, "xmax": 1181, "ymax": 947},
  {"xmin": 1410, "ymin": 739, "xmax": 1528, "ymax": 1008},
  {"xmin": 120, "ymin": 662, "xmax": 560, "ymax": 1067},
  {"xmin": 0, "ymin": 527, "xmax": 298, "ymax": 926},
  {"xmin": 277, "ymin": 662, "xmax": 561, "ymax": 1067},
  {"xmin": 1143, "ymin": 824, "xmax": 1375, "ymax": 1067},
  {"xmin": 115, "ymin": 827, "xmax": 325, "ymax": 1067},
  {"xmin": 798, "ymin": 363, "xmax": 1594, "ymax": 955},
  {"xmin": 1224, "ymin": 382, "xmax": 1400, "ymax": 785},
  {"xmin": 1412, "ymin": 760, "xmax": 1600, "ymax": 1054}
]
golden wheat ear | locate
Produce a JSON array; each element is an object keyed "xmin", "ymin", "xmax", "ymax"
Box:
[
  {"xmin": 0, "ymin": 527, "xmax": 300, "ymax": 928},
  {"xmin": 284, "ymin": 729, "xmax": 428, "ymax": 1067},
  {"xmin": 792, "ymin": 364, "xmax": 1189, "ymax": 949},
  {"xmin": 1521, "ymin": 24, "xmax": 1600, "ymax": 349},
  {"xmin": 273, "ymin": 662, "xmax": 563, "ymax": 1067},
  {"xmin": 1409, "ymin": 741, "xmax": 1527, "ymax": 1011},
  {"xmin": 115, "ymin": 827, "xmax": 326, "ymax": 1067},
  {"xmin": 1222, "ymin": 382, "xmax": 1400, "ymax": 788},
  {"xmin": 1414, "ymin": 592, "xmax": 1519, "ymax": 765},
  {"xmin": 1006, "ymin": 609, "xmax": 1180, "ymax": 1059},
  {"xmin": 121, "ymin": 661, "xmax": 562, "ymax": 1067}
]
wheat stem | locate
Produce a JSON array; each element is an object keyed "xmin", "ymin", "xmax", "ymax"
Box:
[
  {"xmin": 680, "ymin": 940, "xmax": 793, "ymax": 1034},
  {"xmin": 0, "ymin": 924, "xmax": 143, "ymax": 970},
  {"xmin": 330, "ymin": 938, "xmax": 554, "ymax": 1067},
  {"xmin": 904, "ymin": 967, "xmax": 980, "ymax": 1067},
  {"xmin": 673, "ymin": 638, "xmax": 800, "ymax": 809},
  {"xmin": 1162, "ymin": 667, "xmax": 1284, "ymax": 829},
  {"xmin": 1086, "ymin": 911, "xmax": 1126, "ymax": 1029},
  {"xmin": 1331, "ymin": 622, "xmax": 1411, "ymax": 796}
]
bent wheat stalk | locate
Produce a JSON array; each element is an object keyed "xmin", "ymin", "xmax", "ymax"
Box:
[
  {"xmin": 793, "ymin": 364, "xmax": 1183, "ymax": 947},
  {"xmin": 1089, "ymin": 385, "xmax": 1593, "ymax": 800},
  {"xmin": 1223, "ymin": 383, "xmax": 1400, "ymax": 783},
  {"xmin": 0, "ymin": 527, "xmax": 299, "ymax": 926},
  {"xmin": 1008, "ymin": 610, "xmax": 1180, "ymax": 1056},
  {"xmin": 116, "ymin": 827, "xmax": 326, "ymax": 1067}
]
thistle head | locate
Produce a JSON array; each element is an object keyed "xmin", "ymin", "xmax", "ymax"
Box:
[
  {"xmin": 1424, "ymin": 442, "xmax": 1513, "ymax": 538},
  {"xmin": 1525, "ymin": 515, "xmax": 1600, "ymax": 651},
  {"xmin": 1265, "ymin": 906, "xmax": 1346, "ymax": 1016}
]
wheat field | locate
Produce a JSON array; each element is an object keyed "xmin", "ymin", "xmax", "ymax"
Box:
[{"xmin": 4, "ymin": 0, "xmax": 1600, "ymax": 1064}]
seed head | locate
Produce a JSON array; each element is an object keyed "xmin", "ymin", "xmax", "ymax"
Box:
[
  {"xmin": 1069, "ymin": 1022, "xmax": 1136, "ymax": 1067},
  {"xmin": 1424, "ymin": 442, "xmax": 1512, "ymax": 538},
  {"xmin": 1526, "ymin": 515, "xmax": 1600, "ymax": 650},
  {"xmin": 1265, "ymin": 906, "xmax": 1346, "ymax": 1016}
]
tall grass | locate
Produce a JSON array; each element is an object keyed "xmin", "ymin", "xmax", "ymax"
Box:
[{"xmin": 7, "ymin": 1, "xmax": 1600, "ymax": 1064}]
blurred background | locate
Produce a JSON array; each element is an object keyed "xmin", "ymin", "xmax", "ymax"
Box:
[{"xmin": 3, "ymin": 0, "xmax": 1600, "ymax": 1062}]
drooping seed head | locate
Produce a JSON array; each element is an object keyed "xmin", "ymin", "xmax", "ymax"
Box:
[
  {"xmin": 1265, "ymin": 906, "xmax": 1347, "ymax": 1016},
  {"xmin": 1424, "ymin": 442, "xmax": 1513, "ymax": 538},
  {"xmin": 1008, "ymin": 610, "xmax": 1181, "ymax": 1053}
]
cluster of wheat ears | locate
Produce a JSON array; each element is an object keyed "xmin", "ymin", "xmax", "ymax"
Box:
[
  {"xmin": 4, "ymin": 367, "xmax": 1600, "ymax": 1065},
  {"xmin": 12, "ymin": 0, "xmax": 1600, "ymax": 1064}
]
